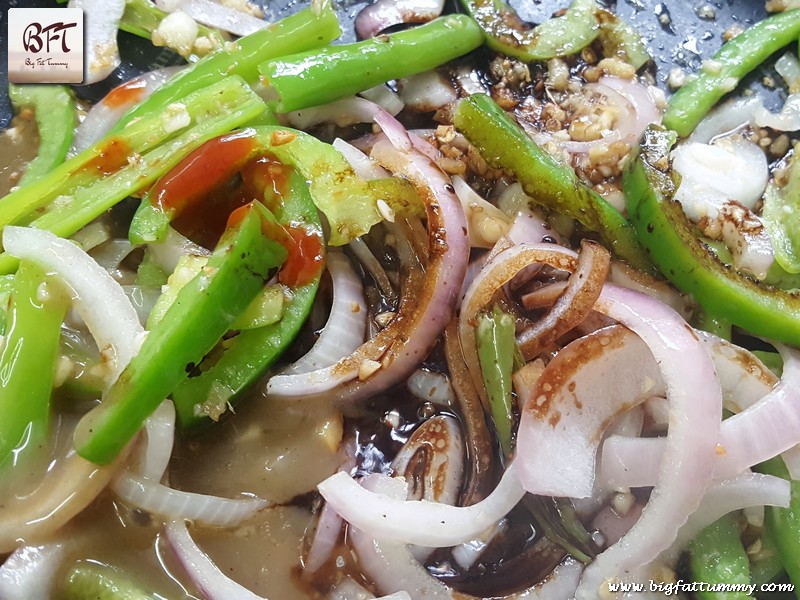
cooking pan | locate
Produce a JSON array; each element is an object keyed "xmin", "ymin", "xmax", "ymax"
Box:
[{"xmin": 0, "ymin": 0, "xmax": 781, "ymax": 129}]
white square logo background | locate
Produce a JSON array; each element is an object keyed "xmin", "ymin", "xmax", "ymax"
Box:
[{"xmin": 8, "ymin": 7, "xmax": 84, "ymax": 83}]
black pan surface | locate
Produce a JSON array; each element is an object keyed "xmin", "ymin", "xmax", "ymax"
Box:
[{"xmin": 0, "ymin": 0, "xmax": 780, "ymax": 128}]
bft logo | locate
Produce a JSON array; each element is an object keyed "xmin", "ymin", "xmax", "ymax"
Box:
[{"xmin": 8, "ymin": 8, "xmax": 84, "ymax": 84}]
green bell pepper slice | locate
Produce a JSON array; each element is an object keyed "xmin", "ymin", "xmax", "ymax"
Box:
[
  {"xmin": 454, "ymin": 93, "xmax": 653, "ymax": 273},
  {"xmin": 74, "ymin": 202, "xmax": 288, "ymax": 465},
  {"xmin": 624, "ymin": 125, "xmax": 800, "ymax": 345}
]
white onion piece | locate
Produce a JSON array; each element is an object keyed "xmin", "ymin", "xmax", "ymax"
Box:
[
  {"xmin": 319, "ymin": 463, "xmax": 524, "ymax": 547},
  {"xmin": 286, "ymin": 97, "xmax": 381, "ymax": 130},
  {"xmin": 453, "ymin": 176, "xmax": 511, "ymax": 249},
  {"xmin": 664, "ymin": 472, "xmax": 789, "ymax": 564},
  {"xmin": 407, "ymin": 369, "xmax": 454, "ymax": 405},
  {"xmin": 608, "ymin": 262, "xmax": 690, "ymax": 319},
  {"xmin": 517, "ymin": 325, "xmax": 663, "ymax": 498},
  {"xmin": 0, "ymin": 543, "xmax": 67, "ymax": 600},
  {"xmin": 165, "ymin": 519, "xmax": 266, "ymax": 600},
  {"xmin": 754, "ymin": 93, "xmax": 800, "ymax": 131},
  {"xmin": 147, "ymin": 227, "xmax": 211, "ymax": 275},
  {"xmin": 777, "ymin": 52, "xmax": 800, "ymax": 92},
  {"xmin": 71, "ymin": 67, "xmax": 184, "ymax": 154},
  {"xmin": 595, "ymin": 76, "xmax": 662, "ymax": 139},
  {"xmin": 605, "ymin": 406, "xmax": 644, "ymax": 439},
  {"xmin": 328, "ymin": 578, "xmax": 378, "ymax": 600},
  {"xmin": 155, "ymin": 0, "xmax": 267, "ymax": 36},
  {"xmin": 122, "ymin": 285, "xmax": 162, "ymax": 326},
  {"xmin": 397, "ymin": 71, "xmax": 457, "ymax": 113},
  {"xmin": 505, "ymin": 209, "xmax": 560, "ymax": 246},
  {"xmin": 3, "ymin": 226, "xmax": 144, "ymax": 387},
  {"xmin": 575, "ymin": 284, "xmax": 722, "ymax": 599},
  {"xmin": 451, "ymin": 519, "xmax": 505, "ymax": 571},
  {"xmin": 355, "ymin": 0, "xmax": 445, "ymax": 39},
  {"xmin": 304, "ymin": 499, "xmax": 344, "ymax": 574},
  {"xmin": 137, "ymin": 400, "xmax": 176, "ymax": 481},
  {"xmin": 333, "ymin": 138, "xmax": 391, "ymax": 180},
  {"xmin": 672, "ymin": 136, "xmax": 769, "ymax": 221},
  {"xmin": 689, "ymin": 96, "xmax": 761, "ymax": 144},
  {"xmin": 69, "ymin": 0, "xmax": 125, "ymax": 84},
  {"xmin": 346, "ymin": 236, "xmax": 396, "ymax": 301},
  {"xmin": 359, "ymin": 85, "xmax": 405, "ymax": 116},
  {"xmin": 112, "ymin": 474, "xmax": 267, "ymax": 526},
  {"xmin": 91, "ymin": 239, "xmax": 136, "ymax": 273},
  {"xmin": 279, "ymin": 252, "xmax": 367, "ymax": 376}
]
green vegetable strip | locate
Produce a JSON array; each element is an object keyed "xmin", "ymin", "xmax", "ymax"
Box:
[
  {"xmin": 74, "ymin": 203, "xmax": 288, "ymax": 464},
  {"xmin": 460, "ymin": 0, "xmax": 600, "ymax": 63},
  {"xmin": 110, "ymin": 0, "xmax": 341, "ymax": 133},
  {"xmin": 664, "ymin": 9, "xmax": 800, "ymax": 137},
  {"xmin": 120, "ymin": 0, "xmax": 225, "ymax": 55},
  {"xmin": 0, "ymin": 261, "xmax": 67, "ymax": 475},
  {"xmin": 624, "ymin": 125, "xmax": 800, "ymax": 346},
  {"xmin": 522, "ymin": 495, "xmax": 596, "ymax": 563},
  {"xmin": 8, "ymin": 84, "xmax": 75, "ymax": 188},
  {"xmin": 758, "ymin": 457, "xmax": 800, "ymax": 590},
  {"xmin": 258, "ymin": 15, "xmax": 482, "ymax": 113},
  {"xmin": 689, "ymin": 514, "xmax": 752, "ymax": 600},
  {"xmin": 0, "ymin": 78, "xmax": 266, "ymax": 275},
  {"xmin": 763, "ymin": 151, "xmax": 800, "ymax": 274},
  {"xmin": 171, "ymin": 169, "xmax": 320, "ymax": 427},
  {"xmin": 476, "ymin": 305, "xmax": 516, "ymax": 455},
  {"xmin": 0, "ymin": 76, "xmax": 260, "ymax": 236},
  {"xmin": 63, "ymin": 561, "xmax": 159, "ymax": 600},
  {"xmin": 454, "ymin": 93, "xmax": 653, "ymax": 273}
]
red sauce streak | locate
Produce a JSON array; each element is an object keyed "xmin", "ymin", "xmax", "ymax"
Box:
[
  {"xmin": 103, "ymin": 79, "xmax": 148, "ymax": 109},
  {"xmin": 278, "ymin": 225, "xmax": 325, "ymax": 287},
  {"xmin": 81, "ymin": 137, "xmax": 131, "ymax": 176},
  {"xmin": 150, "ymin": 131, "xmax": 257, "ymax": 215}
]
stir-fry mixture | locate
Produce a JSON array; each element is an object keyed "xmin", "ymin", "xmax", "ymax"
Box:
[{"xmin": 4, "ymin": 0, "xmax": 800, "ymax": 598}]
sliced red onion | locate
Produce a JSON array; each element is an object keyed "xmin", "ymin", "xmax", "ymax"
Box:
[
  {"xmin": 575, "ymin": 284, "xmax": 722, "ymax": 599},
  {"xmin": 355, "ymin": 0, "xmax": 444, "ymax": 39},
  {"xmin": 517, "ymin": 240, "xmax": 610, "ymax": 360},
  {"xmin": 517, "ymin": 325, "xmax": 663, "ymax": 498},
  {"xmin": 504, "ymin": 208, "xmax": 560, "ymax": 246},
  {"xmin": 664, "ymin": 472, "xmax": 789, "ymax": 564},
  {"xmin": 165, "ymin": 519, "xmax": 266, "ymax": 600},
  {"xmin": 156, "ymin": 0, "xmax": 268, "ymax": 36},
  {"xmin": 601, "ymin": 342, "xmax": 800, "ymax": 489},
  {"xmin": 68, "ymin": 0, "xmax": 125, "ymax": 84},
  {"xmin": 397, "ymin": 71, "xmax": 457, "ymax": 113},
  {"xmin": 594, "ymin": 76, "xmax": 662, "ymax": 141},
  {"xmin": 452, "ymin": 176, "xmax": 511, "ymax": 249},
  {"xmin": 304, "ymin": 499, "xmax": 344, "ymax": 574},
  {"xmin": 460, "ymin": 243, "xmax": 579, "ymax": 409},
  {"xmin": 754, "ymin": 93, "xmax": 800, "ymax": 131},
  {"xmin": 278, "ymin": 252, "xmax": 367, "ymax": 377},
  {"xmin": 3, "ymin": 226, "xmax": 144, "ymax": 387},
  {"xmin": 136, "ymin": 400, "xmax": 176, "ymax": 481},
  {"xmin": 346, "ymin": 236, "xmax": 396, "ymax": 301},
  {"xmin": 0, "ymin": 543, "xmax": 67, "ymax": 600},
  {"xmin": 591, "ymin": 504, "xmax": 644, "ymax": 548},
  {"xmin": 688, "ymin": 96, "xmax": 761, "ymax": 144},
  {"xmin": 0, "ymin": 452, "xmax": 122, "ymax": 553},
  {"xmin": 71, "ymin": 67, "xmax": 184, "ymax": 154},
  {"xmin": 286, "ymin": 97, "xmax": 381, "ymax": 130},
  {"xmin": 112, "ymin": 474, "xmax": 267, "ymax": 527},
  {"xmin": 608, "ymin": 262, "xmax": 690, "ymax": 320},
  {"xmin": 319, "ymin": 462, "xmax": 523, "ymax": 547},
  {"xmin": 407, "ymin": 369, "xmax": 454, "ymax": 406},
  {"xmin": 333, "ymin": 138, "xmax": 391, "ymax": 180}
]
